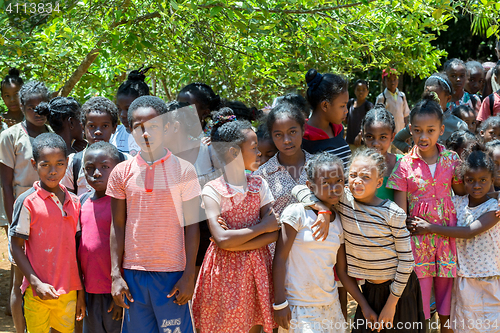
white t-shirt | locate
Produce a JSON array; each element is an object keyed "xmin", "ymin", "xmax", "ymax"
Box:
[
  {"xmin": 428, "ymin": 163, "xmax": 437, "ymax": 178},
  {"xmin": 280, "ymin": 203, "xmax": 344, "ymax": 306},
  {"xmin": 110, "ymin": 124, "xmax": 141, "ymax": 156}
]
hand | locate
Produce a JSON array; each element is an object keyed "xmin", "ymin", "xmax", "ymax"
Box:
[
  {"xmin": 167, "ymin": 274, "xmax": 195, "ymax": 305},
  {"xmin": 217, "ymin": 216, "xmax": 229, "ymax": 230},
  {"xmin": 274, "ymin": 305, "xmax": 292, "ymax": 330},
  {"xmin": 360, "ymin": 303, "xmax": 378, "ymax": 331},
  {"xmin": 76, "ymin": 290, "xmax": 86, "ymax": 321},
  {"xmin": 108, "ymin": 299, "xmax": 124, "ymax": 321},
  {"xmin": 111, "ymin": 276, "xmax": 134, "ymax": 309},
  {"xmin": 202, "ymin": 137, "xmax": 211, "ymax": 146},
  {"xmin": 354, "ymin": 132, "xmax": 363, "ymax": 146},
  {"xmin": 496, "ymin": 200, "xmax": 500, "ymax": 218},
  {"xmin": 377, "ymin": 302, "xmax": 397, "ymax": 332},
  {"xmin": 3, "ymin": 118, "xmax": 17, "ymax": 127},
  {"xmin": 311, "ymin": 212, "xmax": 329, "ymax": 241},
  {"xmin": 261, "ymin": 207, "xmax": 280, "ymax": 233},
  {"xmin": 34, "ymin": 282, "xmax": 60, "ymax": 300},
  {"xmin": 408, "ymin": 216, "xmax": 432, "ymax": 235}
]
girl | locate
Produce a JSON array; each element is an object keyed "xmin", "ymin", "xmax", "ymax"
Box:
[
  {"xmin": 387, "ymin": 95, "xmax": 466, "ymax": 332},
  {"xmin": 273, "ymin": 152, "xmax": 376, "ymax": 332},
  {"xmin": 1, "ymin": 68, "xmax": 24, "ymax": 126},
  {"xmin": 0, "ymin": 80, "xmax": 51, "ymax": 333},
  {"xmin": 302, "ymin": 68, "xmax": 351, "ymax": 169},
  {"xmin": 346, "ymin": 79, "xmax": 373, "ymax": 149},
  {"xmin": 409, "ymin": 144, "xmax": 500, "ymax": 332},
  {"xmin": 444, "ymin": 58, "xmax": 482, "ymax": 114},
  {"xmin": 452, "ymin": 105, "xmax": 477, "ymax": 133},
  {"xmin": 486, "ymin": 140, "xmax": 500, "ymax": 190},
  {"xmin": 465, "ymin": 60, "xmax": 485, "ymax": 96},
  {"xmin": 256, "ymin": 122, "xmax": 278, "ymax": 165},
  {"xmin": 294, "ymin": 148, "xmax": 423, "ymax": 332},
  {"xmin": 35, "ymin": 97, "xmax": 86, "ymax": 153},
  {"xmin": 111, "ymin": 67, "xmax": 151, "ymax": 156},
  {"xmin": 445, "ymin": 130, "xmax": 477, "ymax": 159},
  {"xmin": 393, "ymin": 73, "xmax": 468, "ymax": 153},
  {"xmin": 361, "ymin": 106, "xmax": 401, "ymax": 200},
  {"xmin": 192, "ymin": 108, "xmax": 280, "ymax": 333},
  {"xmin": 177, "ymin": 82, "xmax": 221, "ymax": 134},
  {"xmin": 479, "ymin": 115, "xmax": 500, "ymax": 143}
]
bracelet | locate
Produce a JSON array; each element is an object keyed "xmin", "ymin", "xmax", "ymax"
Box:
[
  {"xmin": 273, "ymin": 300, "xmax": 289, "ymax": 311},
  {"xmin": 318, "ymin": 210, "xmax": 332, "ymax": 215}
]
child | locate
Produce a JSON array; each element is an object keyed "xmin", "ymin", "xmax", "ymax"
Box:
[
  {"xmin": 177, "ymin": 82, "xmax": 221, "ymax": 133},
  {"xmin": 302, "ymin": 68, "xmax": 351, "ymax": 168},
  {"xmin": 452, "ymin": 105, "xmax": 477, "ymax": 133},
  {"xmin": 79, "ymin": 142, "xmax": 122, "ymax": 333},
  {"xmin": 465, "ymin": 60, "xmax": 486, "ymax": 96},
  {"xmin": 35, "ymin": 97, "xmax": 86, "ymax": 153},
  {"xmin": 9, "ymin": 133, "xmax": 85, "ymax": 333},
  {"xmin": 1, "ymin": 68, "xmax": 24, "ymax": 126},
  {"xmin": 192, "ymin": 108, "xmax": 279, "ymax": 333},
  {"xmin": 62, "ymin": 96, "xmax": 124, "ymax": 195},
  {"xmin": 346, "ymin": 79, "xmax": 374, "ymax": 149},
  {"xmin": 486, "ymin": 140, "xmax": 500, "ymax": 190},
  {"xmin": 107, "ymin": 96, "xmax": 201, "ymax": 333},
  {"xmin": 444, "ymin": 58, "xmax": 482, "ymax": 114},
  {"xmin": 393, "ymin": 73, "xmax": 468, "ymax": 152},
  {"xmin": 111, "ymin": 68, "xmax": 151, "ymax": 156},
  {"xmin": 375, "ymin": 68, "xmax": 411, "ymax": 134},
  {"xmin": 361, "ymin": 107, "xmax": 401, "ymax": 201},
  {"xmin": 294, "ymin": 148, "xmax": 423, "ymax": 332},
  {"xmin": 0, "ymin": 80, "xmax": 51, "ymax": 332},
  {"xmin": 273, "ymin": 152, "xmax": 376, "ymax": 332},
  {"xmin": 256, "ymin": 122, "xmax": 278, "ymax": 165},
  {"xmin": 409, "ymin": 144, "xmax": 500, "ymax": 332},
  {"xmin": 387, "ymin": 96, "xmax": 466, "ymax": 332},
  {"xmin": 479, "ymin": 116, "xmax": 500, "ymax": 143},
  {"xmin": 445, "ymin": 130, "xmax": 477, "ymax": 159},
  {"xmin": 477, "ymin": 62, "xmax": 500, "ymax": 122}
]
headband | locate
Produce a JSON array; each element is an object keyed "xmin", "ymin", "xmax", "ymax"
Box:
[
  {"xmin": 307, "ymin": 73, "xmax": 323, "ymax": 96},
  {"xmin": 213, "ymin": 115, "xmax": 236, "ymax": 126},
  {"xmin": 429, "ymin": 75, "xmax": 452, "ymax": 93}
]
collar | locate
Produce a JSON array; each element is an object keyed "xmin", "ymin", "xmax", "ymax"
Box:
[
  {"xmin": 408, "ymin": 143, "xmax": 445, "ymax": 159},
  {"xmin": 136, "ymin": 149, "xmax": 172, "ymax": 167},
  {"xmin": 263, "ymin": 150, "xmax": 311, "ymax": 173},
  {"xmin": 33, "ymin": 181, "xmax": 72, "ymax": 205},
  {"xmin": 303, "ymin": 122, "xmax": 343, "ymax": 140},
  {"xmin": 385, "ymin": 88, "xmax": 399, "ymax": 98}
]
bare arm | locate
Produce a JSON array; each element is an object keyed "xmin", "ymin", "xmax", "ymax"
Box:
[
  {"xmin": 393, "ymin": 190, "xmax": 407, "ymax": 213},
  {"xmin": 393, "ymin": 126, "xmax": 411, "ymax": 153},
  {"xmin": 452, "ymin": 182, "xmax": 466, "ymax": 196},
  {"xmin": 0, "ymin": 163, "xmax": 15, "ymax": 224},
  {"xmin": 223, "ymin": 231, "xmax": 279, "ymax": 251}
]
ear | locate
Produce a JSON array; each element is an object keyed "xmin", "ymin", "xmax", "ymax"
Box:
[
  {"xmin": 31, "ymin": 158, "xmax": 37, "ymax": 170},
  {"xmin": 445, "ymin": 94, "xmax": 452, "ymax": 104},
  {"xmin": 112, "ymin": 124, "xmax": 117, "ymax": 135},
  {"xmin": 306, "ymin": 180, "xmax": 316, "ymax": 193},
  {"xmin": 228, "ymin": 146, "xmax": 239, "ymax": 158},
  {"xmin": 164, "ymin": 122, "xmax": 170, "ymax": 133},
  {"xmin": 480, "ymin": 130, "xmax": 485, "ymax": 137},
  {"xmin": 376, "ymin": 176, "xmax": 384, "ymax": 189},
  {"xmin": 390, "ymin": 132, "xmax": 396, "ymax": 142},
  {"xmin": 320, "ymin": 100, "xmax": 330, "ymax": 113},
  {"xmin": 68, "ymin": 116, "xmax": 74, "ymax": 130},
  {"xmin": 173, "ymin": 121, "xmax": 181, "ymax": 133},
  {"xmin": 409, "ymin": 124, "xmax": 413, "ymax": 135},
  {"xmin": 439, "ymin": 123, "xmax": 445, "ymax": 136}
]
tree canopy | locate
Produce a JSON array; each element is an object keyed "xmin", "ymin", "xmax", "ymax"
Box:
[{"xmin": 0, "ymin": 0, "xmax": 498, "ymax": 106}]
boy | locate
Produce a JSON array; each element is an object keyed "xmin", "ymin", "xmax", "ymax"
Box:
[
  {"xmin": 107, "ymin": 96, "xmax": 201, "ymax": 333},
  {"xmin": 9, "ymin": 133, "xmax": 85, "ymax": 333},
  {"xmin": 78, "ymin": 141, "xmax": 122, "ymax": 333},
  {"xmin": 346, "ymin": 79, "xmax": 374, "ymax": 150},
  {"xmin": 376, "ymin": 68, "xmax": 411, "ymax": 134}
]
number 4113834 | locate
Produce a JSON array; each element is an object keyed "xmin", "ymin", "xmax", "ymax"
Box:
[{"xmin": 5, "ymin": 2, "xmax": 60, "ymax": 14}]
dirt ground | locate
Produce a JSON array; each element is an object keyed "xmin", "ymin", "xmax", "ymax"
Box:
[{"xmin": 0, "ymin": 228, "xmax": 15, "ymax": 332}]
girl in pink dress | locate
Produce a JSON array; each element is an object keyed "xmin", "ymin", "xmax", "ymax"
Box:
[
  {"xmin": 192, "ymin": 108, "xmax": 280, "ymax": 333},
  {"xmin": 387, "ymin": 93, "xmax": 466, "ymax": 333}
]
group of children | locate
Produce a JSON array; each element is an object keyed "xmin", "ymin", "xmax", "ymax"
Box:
[{"xmin": 0, "ymin": 54, "xmax": 500, "ymax": 333}]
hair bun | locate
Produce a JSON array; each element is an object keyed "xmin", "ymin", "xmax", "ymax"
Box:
[
  {"xmin": 127, "ymin": 70, "xmax": 146, "ymax": 82},
  {"xmin": 305, "ymin": 69, "xmax": 323, "ymax": 95},
  {"xmin": 8, "ymin": 68, "xmax": 20, "ymax": 77},
  {"xmin": 421, "ymin": 91, "xmax": 440, "ymax": 103},
  {"xmin": 35, "ymin": 102, "xmax": 51, "ymax": 117}
]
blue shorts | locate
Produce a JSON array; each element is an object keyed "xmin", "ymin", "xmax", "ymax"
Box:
[{"xmin": 122, "ymin": 269, "xmax": 195, "ymax": 333}]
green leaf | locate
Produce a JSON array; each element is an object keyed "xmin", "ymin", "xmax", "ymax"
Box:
[
  {"xmin": 170, "ymin": 0, "xmax": 178, "ymax": 10},
  {"xmin": 210, "ymin": 6, "xmax": 222, "ymax": 16},
  {"xmin": 486, "ymin": 25, "xmax": 498, "ymax": 38}
]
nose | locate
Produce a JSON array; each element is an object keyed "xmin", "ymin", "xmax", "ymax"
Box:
[
  {"xmin": 94, "ymin": 128, "xmax": 102, "ymax": 136},
  {"xmin": 257, "ymin": 148, "xmax": 261, "ymax": 157},
  {"xmin": 49, "ymin": 165, "xmax": 57, "ymax": 175},
  {"xmin": 93, "ymin": 168, "xmax": 102, "ymax": 178},
  {"xmin": 283, "ymin": 134, "xmax": 291, "ymax": 144}
]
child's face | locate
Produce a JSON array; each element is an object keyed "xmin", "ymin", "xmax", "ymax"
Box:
[
  {"xmin": 490, "ymin": 147, "xmax": 500, "ymax": 188},
  {"xmin": 425, "ymin": 85, "xmax": 450, "ymax": 112},
  {"xmin": 177, "ymin": 92, "xmax": 211, "ymax": 125},
  {"xmin": 447, "ymin": 64, "xmax": 466, "ymax": 95},
  {"xmin": 307, "ymin": 164, "xmax": 344, "ymax": 207},
  {"xmin": 325, "ymin": 90, "xmax": 349, "ymax": 125},
  {"xmin": 354, "ymin": 83, "xmax": 369, "ymax": 101},
  {"xmin": 409, "ymin": 114, "xmax": 444, "ymax": 153},
  {"xmin": 258, "ymin": 138, "xmax": 278, "ymax": 165},
  {"xmin": 84, "ymin": 149, "xmax": 119, "ymax": 193},
  {"xmin": 459, "ymin": 110, "xmax": 477, "ymax": 133},
  {"xmin": 480, "ymin": 126, "xmax": 500, "ymax": 143},
  {"xmin": 1, "ymin": 83, "xmax": 21, "ymax": 113},
  {"xmin": 22, "ymin": 94, "xmax": 47, "ymax": 127},
  {"xmin": 116, "ymin": 94, "xmax": 136, "ymax": 131},
  {"xmin": 384, "ymin": 74, "xmax": 399, "ymax": 93},
  {"xmin": 31, "ymin": 147, "xmax": 68, "ymax": 191},
  {"xmin": 463, "ymin": 167, "xmax": 492, "ymax": 200},
  {"xmin": 348, "ymin": 158, "xmax": 382, "ymax": 203},
  {"xmin": 466, "ymin": 68, "xmax": 485, "ymax": 95},
  {"xmin": 240, "ymin": 129, "xmax": 261, "ymax": 172},
  {"xmin": 131, "ymin": 107, "xmax": 165, "ymax": 154},
  {"xmin": 85, "ymin": 111, "xmax": 117, "ymax": 145},
  {"xmin": 362, "ymin": 122, "xmax": 395, "ymax": 156},
  {"xmin": 271, "ymin": 115, "xmax": 303, "ymax": 158}
]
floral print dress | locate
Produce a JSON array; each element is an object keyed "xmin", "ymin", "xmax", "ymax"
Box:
[
  {"xmin": 387, "ymin": 144, "xmax": 461, "ymax": 278},
  {"xmin": 192, "ymin": 175, "xmax": 276, "ymax": 333}
]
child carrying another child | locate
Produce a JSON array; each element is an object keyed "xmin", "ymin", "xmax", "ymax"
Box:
[
  {"xmin": 9, "ymin": 133, "xmax": 85, "ymax": 333},
  {"xmin": 78, "ymin": 142, "xmax": 123, "ymax": 333},
  {"xmin": 107, "ymin": 96, "xmax": 201, "ymax": 333}
]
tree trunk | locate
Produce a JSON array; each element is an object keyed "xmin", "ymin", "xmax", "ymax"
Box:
[{"xmin": 59, "ymin": 46, "xmax": 101, "ymax": 96}]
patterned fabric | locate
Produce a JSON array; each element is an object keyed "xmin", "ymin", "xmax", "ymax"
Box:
[
  {"xmin": 448, "ymin": 91, "xmax": 482, "ymax": 114},
  {"xmin": 192, "ymin": 175, "xmax": 276, "ymax": 333},
  {"xmin": 452, "ymin": 195, "xmax": 500, "ymax": 278},
  {"xmin": 278, "ymin": 303, "xmax": 345, "ymax": 333},
  {"xmin": 387, "ymin": 144, "xmax": 460, "ymax": 278}
]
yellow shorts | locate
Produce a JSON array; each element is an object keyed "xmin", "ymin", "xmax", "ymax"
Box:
[{"xmin": 24, "ymin": 285, "xmax": 77, "ymax": 333}]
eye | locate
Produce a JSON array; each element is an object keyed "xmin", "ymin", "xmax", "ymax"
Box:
[
  {"xmin": 290, "ymin": 130, "xmax": 296, "ymax": 135},
  {"xmin": 102, "ymin": 165, "xmax": 109, "ymax": 169},
  {"xmin": 380, "ymin": 136, "xmax": 387, "ymax": 139},
  {"xmin": 275, "ymin": 133, "xmax": 282, "ymax": 138},
  {"xmin": 88, "ymin": 124, "xmax": 95, "ymax": 128}
]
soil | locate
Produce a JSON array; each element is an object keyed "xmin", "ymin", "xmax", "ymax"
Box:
[{"xmin": 0, "ymin": 228, "xmax": 15, "ymax": 332}]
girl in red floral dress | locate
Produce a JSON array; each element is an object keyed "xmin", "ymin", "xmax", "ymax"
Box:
[{"xmin": 192, "ymin": 108, "xmax": 280, "ymax": 333}]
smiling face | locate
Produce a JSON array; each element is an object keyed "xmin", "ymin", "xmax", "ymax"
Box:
[
  {"xmin": 362, "ymin": 121, "xmax": 395, "ymax": 156},
  {"xmin": 409, "ymin": 113, "xmax": 444, "ymax": 154},
  {"xmin": 32, "ymin": 147, "xmax": 68, "ymax": 192},
  {"xmin": 481, "ymin": 126, "xmax": 500, "ymax": 144},
  {"xmin": 1, "ymin": 82, "xmax": 22, "ymax": 113},
  {"xmin": 84, "ymin": 111, "xmax": 117, "ymax": 144},
  {"xmin": 131, "ymin": 107, "xmax": 166, "ymax": 158},
  {"xmin": 116, "ymin": 94, "xmax": 136, "ymax": 131},
  {"xmin": 23, "ymin": 94, "xmax": 47, "ymax": 127},
  {"xmin": 84, "ymin": 149, "xmax": 119, "ymax": 194},
  {"xmin": 466, "ymin": 68, "xmax": 485, "ymax": 95},
  {"xmin": 463, "ymin": 167, "xmax": 493, "ymax": 203},
  {"xmin": 447, "ymin": 64, "xmax": 467, "ymax": 96},
  {"xmin": 271, "ymin": 115, "xmax": 303, "ymax": 158},
  {"xmin": 348, "ymin": 158, "xmax": 383, "ymax": 204},
  {"xmin": 307, "ymin": 163, "xmax": 344, "ymax": 208},
  {"xmin": 384, "ymin": 74, "xmax": 399, "ymax": 93},
  {"xmin": 324, "ymin": 90, "xmax": 349, "ymax": 125},
  {"xmin": 240, "ymin": 129, "xmax": 261, "ymax": 172}
]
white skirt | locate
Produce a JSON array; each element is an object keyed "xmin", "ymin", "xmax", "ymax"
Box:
[
  {"xmin": 278, "ymin": 302, "xmax": 345, "ymax": 333},
  {"xmin": 451, "ymin": 276, "xmax": 500, "ymax": 333}
]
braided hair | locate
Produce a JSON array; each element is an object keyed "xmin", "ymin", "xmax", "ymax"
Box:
[
  {"xmin": 306, "ymin": 151, "xmax": 344, "ymax": 182},
  {"xmin": 349, "ymin": 147, "xmax": 387, "ymax": 179},
  {"xmin": 305, "ymin": 69, "xmax": 348, "ymax": 110},
  {"xmin": 459, "ymin": 143, "xmax": 495, "ymax": 178},
  {"xmin": 409, "ymin": 92, "xmax": 443, "ymax": 124},
  {"xmin": 117, "ymin": 67, "xmax": 152, "ymax": 98},
  {"xmin": 35, "ymin": 97, "xmax": 81, "ymax": 133},
  {"xmin": 18, "ymin": 81, "xmax": 51, "ymax": 105},
  {"xmin": 361, "ymin": 106, "xmax": 396, "ymax": 134},
  {"xmin": 210, "ymin": 107, "xmax": 252, "ymax": 159}
]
